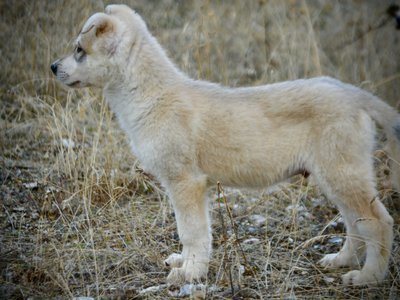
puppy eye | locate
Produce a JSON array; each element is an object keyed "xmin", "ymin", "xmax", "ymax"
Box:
[{"xmin": 74, "ymin": 45, "xmax": 86, "ymax": 63}]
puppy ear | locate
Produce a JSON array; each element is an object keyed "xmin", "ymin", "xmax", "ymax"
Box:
[
  {"xmin": 81, "ymin": 14, "xmax": 114, "ymax": 37},
  {"xmin": 79, "ymin": 14, "xmax": 117, "ymax": 54},
  {"xmin": 95, "ymin": 17, "xmax": 114, "ymax": 37}
]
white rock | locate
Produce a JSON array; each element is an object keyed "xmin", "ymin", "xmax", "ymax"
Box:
[
  {"xmin": 323, "ymin": 276, "xmax": 335, "ymax": 284},
  {"xmin": 139, "ymin": 284, "xmax": 167, "ymax": 294},
  {"xmin": 239, "ymin": 265, "xmax": 245, "ymax": 275},
  {"xmin": 23, "ymin": 182, "xmax": 38, "ymax": 189},
  {"xmin": 46, "ymin": 186, "xmax": 59, "ymax": 193},
  {"xmin": 286, "ymin": 204, "xmax": 305, "ymax": 212},
  {"xmin": 31, "ymin": 211, "xmax": 39, "ymax": 220},
  {"xmin": 328, "ymin": 237, "xmax": 343, "ymax": 245},
  {"xmin": 250, "ymin": 214, "xmax": 266, "ymax": 226},
  {"xmin": 62, "ymin": 138, "xmax": 75, "ymax": 148},
  {"xmin": 13, "ymin": 206, "xmax": 26, "ymax": 212},
  {"xmin": 242, "ymin": 238, "xmax": 261, "ymax": 245}
]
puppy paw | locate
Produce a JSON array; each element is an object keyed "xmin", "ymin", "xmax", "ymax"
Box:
[
  {"xmin": 342, "ymin": 270, "xmax": 385, "ymax": 286},
  {"xmin": 167, "ymin": 262, "xmax": 208, "ymax": 285},
  {"xmin": 319, "ymin": 253, "xmax": 340, "ymax": 268},
  {"xmin": 342, "ymin": 270, "xmax": 382, "ymax": 286},
  {"xmin": 164, "ymin": 253, "xmax": 183, "ymax": 268},
  {"xmin": 319, "ymin": 252, "xmax": 359, "ymax": 268}
]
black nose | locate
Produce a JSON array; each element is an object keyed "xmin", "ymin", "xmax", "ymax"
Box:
[{"xmin": 50, "ymin": 63, "xmax": 58, "ymax": 75}]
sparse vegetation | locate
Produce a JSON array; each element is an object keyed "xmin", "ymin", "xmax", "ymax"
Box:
[{"xmin": 1, "ymin": 0, "xmax": 400, "ymax": 299}]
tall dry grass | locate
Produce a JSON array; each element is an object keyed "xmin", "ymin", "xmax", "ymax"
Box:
[{"xmin": 1, "ymin": 0, "xmax": 400, "ymax": 299}]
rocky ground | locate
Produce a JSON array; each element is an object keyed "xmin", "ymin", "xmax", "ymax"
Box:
[{"xmin": 1, "ymin": 0, "xmax": 400, "ymax": 299}]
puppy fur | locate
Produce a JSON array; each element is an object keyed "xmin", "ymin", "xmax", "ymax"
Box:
[{"xmin": 51, "ymin": 4, "xmax": 400, "ymax": 286}]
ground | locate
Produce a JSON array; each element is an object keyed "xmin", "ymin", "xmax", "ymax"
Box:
[{"xmin": 1, "ymin": 0, "xmax": 400, "ymax": 299}]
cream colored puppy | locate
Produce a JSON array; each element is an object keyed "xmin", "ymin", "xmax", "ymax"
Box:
[{"xmin": 51, "ymin": 4, "xmax": 400, "ymax": 286}]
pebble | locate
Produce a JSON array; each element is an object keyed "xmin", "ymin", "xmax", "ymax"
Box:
[
  {"xmin": 13, "ymin": 206, "xmax": 26, "ymax": 212},
  {"xmin": 285, "ymin": 204, "xmax": 305, "ymax": 212},
  {"xmin": 62, "ymin": 138, "xmax": 76, "ymax": 148},
  {"xmin": 23, "ymin": 182, "xmax": 38, "ymax": 189},
  {"xmin": 242, "ymin": 238, "xmax": 261, "ymax": 245},
  {"xmin": 328, "ymin": 237, "xmax": 343, "ymax": 245},
  {"xmin": 250, "ymin": 214, "xmax": 266, "ymax": 226},
  {"xmin": 139, "ymin": 284, "xmax": 167, "ymax": 295},
  {"xmin": 323, "ymin": 276, "xmax": 335, "ymax": 284},
  {"xmin": 246, "ymin": 226, "xmax": 258, "ymax": 234}
]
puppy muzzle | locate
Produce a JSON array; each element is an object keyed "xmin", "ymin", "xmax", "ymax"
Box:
[{"xmin": 50, "ymin": 62, "xmax": 58, "ymax": 75}]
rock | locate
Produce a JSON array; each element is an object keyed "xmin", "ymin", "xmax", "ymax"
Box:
[
  {"xmin": 62, "ymin": 138, "xmax": 76, "ymax": 148},
  {"xmin": 23, "ymin": 182, "xmax": 38, "ymax": 189},
  {"xmin": 239, "ymin": 265, "xmax": 245, "ymax": 275},
  {"xmin": 242, "ymin": 238, "xmax": 261, "ymax": 245},
  {"xmin": 13, "ymin": 206, "xmax": 26, "ymax": 212},
  {"xmin": 31, "ymin": 211, "xmax": 39, "ymax": 220},
  {"xmin": 285, "ymin": 204, "xmax": 305, "ymax": 212},
  {"xmin": 246, "ymin": 226, "xmax": 258, "ymax": 234},
  {"xmin": 46, "ymin": 186, "xmax": 59, "ymax": 194},
  {"xmin": 323, "ymin": 276, "xmax": 335, "ymax": 284},
  {"xmin": 249, "ymin": 214, "xmax": 266, "ymax": 226},
  {"xmin": 139, "ymin": 284, "xmax": 167, "ymax": 295},
  {"xmin": 328, "ymin": 237, "xmax": 343, "ymax": 245}
]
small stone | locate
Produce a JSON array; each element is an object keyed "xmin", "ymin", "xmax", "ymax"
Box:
[
  {"xmin": 242, "ymin": 238, "xmax": 261, "ymax": 245},
  {"xmin": 46, "ymin": 186, "xmax": 59, "ymax": 194},
  {"xmin": 323, "ymin": 276, "xmax": 335, "ymax": 284},
  {"xmin": 239, "ymin": 265, "xmax": 245, "ymax": 275},
  {"xmin": 23, "ymin": 182, "xmax": 38, "ymax": 189},
  {"xmin": 246, "ymin": 226, "xmax": 257, "ymax": 234},
  {"xmin": 139, "ymin": 284, "xmax": 167, "ymax": 295},
  {"xmin": 328, "ymin": 237, "xmax": 343, "ymax": 245},
  {"xmin": 329, "ymin": 221, "xmax": 338, "ymax": 228},
  {"xmin": 250, "ymin": 214, "xmax": 266, "ymax": 226},
  {"xmin": 62, "ymin": 138, "xmax": 75, "ymax": 148},
  {"xmin": 13, "ymin": 206, "xmax": 26, "ymax": 212},
  {"xmin": 286, "ymin": 204, "xmax": 305, "ymax": 212},
  {"xmin": 31, "ymin": 211, "xmax": 39, "ymax": 220}
]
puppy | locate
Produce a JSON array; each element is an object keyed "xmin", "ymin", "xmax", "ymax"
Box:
[{"xmin": 51, "ymin": 4, "xmax": 400, "ymax": 286}]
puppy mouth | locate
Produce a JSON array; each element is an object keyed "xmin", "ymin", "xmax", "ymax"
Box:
[{"xmin": 67, "ymin": 80, "xmax": 81, "ymax": 87}]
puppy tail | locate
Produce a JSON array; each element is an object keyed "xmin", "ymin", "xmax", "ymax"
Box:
[
  {"xmin": 386, "ymin": 131, "xmax": 400, "ymax": 192},
  {"xmin": 362, "ymin": 93, "xmax": 400, "ymax": 191}
]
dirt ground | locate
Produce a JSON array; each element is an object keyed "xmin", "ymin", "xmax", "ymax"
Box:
[{"xmin": 1, "ymin": 1, "xmax": 400, "ymax": 299}]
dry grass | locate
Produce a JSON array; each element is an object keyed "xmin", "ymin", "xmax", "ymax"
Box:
[{"xmin": 1, "ymin": 0, "xmax": 400, "ymax": 299}]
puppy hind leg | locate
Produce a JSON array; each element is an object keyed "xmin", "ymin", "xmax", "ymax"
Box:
[
  {"xmin": 342, "ymin": 200, "xmax": 393, "ymax": 285},
  {"xmin": 319, "ymin": 209, "xmax": 365, "ymax": 269},
  {"xmin": 314, "ymin": 167, "xmax": 393, "ymax": 285},
  {"xmin": 314, "ymin": 172, "xmax": 366, "ymax": 269}
]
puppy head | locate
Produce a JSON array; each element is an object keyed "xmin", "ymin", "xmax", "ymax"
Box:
[{"xmin": 51, "ymin": 5, "xmax": 146, "ymax": 88}]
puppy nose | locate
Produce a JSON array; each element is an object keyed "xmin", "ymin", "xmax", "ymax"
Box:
[{"xmin": 50, "ymin": 63, "xmax": 58, "ymax": 75}]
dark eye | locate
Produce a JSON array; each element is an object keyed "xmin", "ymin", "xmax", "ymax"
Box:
[{"xmin": 74, "ymin": 46, "xmax": 86, "ymax": 62}]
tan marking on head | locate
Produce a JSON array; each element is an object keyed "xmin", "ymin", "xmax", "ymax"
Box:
[
  {"xmin": 95, "ymin": 18, "xmax": 114, "ymax": 37},
  {"xmin": 77, "ymin": 13, "xmax": 116, "ymax": 54}
]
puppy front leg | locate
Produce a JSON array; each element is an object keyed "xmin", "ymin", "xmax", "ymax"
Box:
[{"xmin": 165, "ymin": 175, "xmax": 211, "ymax": 284}]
